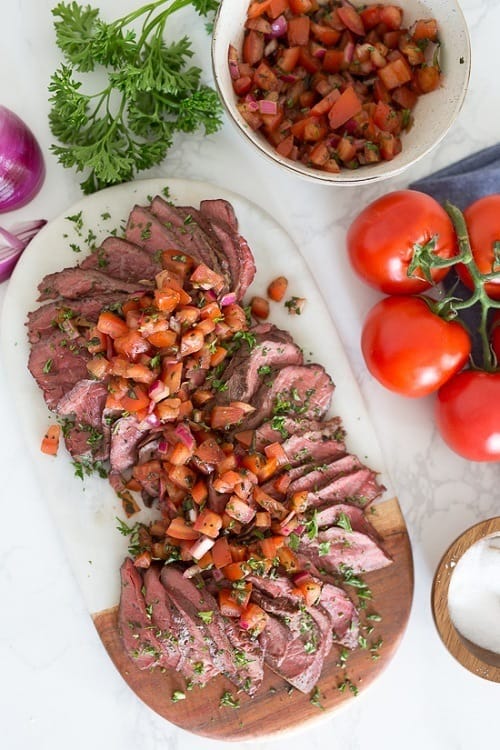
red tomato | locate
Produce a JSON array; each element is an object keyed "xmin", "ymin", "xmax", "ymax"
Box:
[
  {"xmin": 456, "ymin": 195, "xmax": 500, "ymax": 300},
  {"xmin": 435, "ymin": 370, "xmax": 500, "ymax": 461},
  {"xmin": 361, "ymin": 296, "xmax": 471, "ymax": 397},
  {"xmin": 347, "ymin": 190, "xmax": 458, "ymax": 294}
]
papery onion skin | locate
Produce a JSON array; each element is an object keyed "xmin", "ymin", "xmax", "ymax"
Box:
[{"xmin": 0, "ymin": 106, "xmax": 45, "ymax": 213}]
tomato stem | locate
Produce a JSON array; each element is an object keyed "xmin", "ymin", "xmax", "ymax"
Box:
[{"xmin": 443, "ymin": 202, "xmax": 500, "ymax": 372}]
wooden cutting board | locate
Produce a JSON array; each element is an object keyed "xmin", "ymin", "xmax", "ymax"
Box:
[{"xmin": 93, "ymin": 496, "xmax": 413, "ymax": 740}]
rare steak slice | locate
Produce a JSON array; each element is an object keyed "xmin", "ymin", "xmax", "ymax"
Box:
[
  {"xmin": 215, "ymin": 325, "xmax": 303, "ymax": 405},
  {"xmin": 285, "ymin": 455, "xmax": 363, "ymax": 496},
  {"xmin": 238, "ymin": 364, "xmax": 335, "ymax": 432},
  {"xmin": 28, "ymin": 331, "xmax": 91, "ymax": 410},
  {"xmin": 314, "ymin": 503, "xmax": 382, "ymax": 539},
  {"xmin": 109, "ymin": 415, "xmax": 145, "ymax": 474},
  {"xmin": 251, "ymin": 588, "xmax": 326, "ymax": 693},
  {"xmin": 299, "ymin": 526, "xmax": 392, "ymax": 575},
  {"xmin": 304, "ymin": 466, "xmax": 384, "ymax": 509},
  {"xmin": 319, "ymin": 583, "xmax": 360, "ymax": 649},
  {"xmin": 253, "ymin": 415, "xmax": 344, "ymax": 451},
  {"xmin": 161, "ymin": 566, "xmax": 249, "ymax": 690},
  {"xmin": 141, "ymin": 564, "xmax": 219, "ymax": 685},
  {"xmin": 118, "ymin": 559, "xmax": 163, "ymax": 670},
  {"xmin": 80, "ymin": 237, "xmax": 162, "ymax": 282},
  {"xmin": 206, "ymin": 217, "xmax": 256, "ymax": 302},
  {"xmin": 223, "ymin": 618, "xmax": 265, "ymax": 696},
  {"xmin": 200, "ymin": 198, "xmax": 238, "ymax": 231},
  {"xmin": 56, "ymin": 379, "xmax": 109, "ymax": 461},
  {"xmin": 37, "ymin": 267, "xmax": 148, "ymax": 301}
]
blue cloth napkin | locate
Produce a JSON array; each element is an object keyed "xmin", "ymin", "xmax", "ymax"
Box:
[
  {"xmin": 409, "ymin": 144, "xmax": 500, "ymax": 365},
  {"xmin": 409, "ymin": 143, "xmax": 500, "ymax": 209}
]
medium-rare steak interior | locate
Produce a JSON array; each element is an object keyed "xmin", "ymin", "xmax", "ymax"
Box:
[{"xmin": 27, "ymin": 194, "xmax": 391, "ymax": 699}]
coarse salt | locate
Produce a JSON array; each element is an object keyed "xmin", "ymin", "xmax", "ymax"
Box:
[{"xmin": 448, "ymin": 534, "xmax": 500, "ymax": 655}]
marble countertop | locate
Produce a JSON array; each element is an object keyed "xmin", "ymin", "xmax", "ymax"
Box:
[{"xmin": 0, "ymin": 1, "xmax": 498, "ymax": 748}]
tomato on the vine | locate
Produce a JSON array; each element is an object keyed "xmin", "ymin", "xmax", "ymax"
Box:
[
  {"xmin": 361, "ymin": 296, "xmax": 471, "ymax": 397},
  {"xmin": 435, "ymin": 370, "xmax": 500, "ymax": 461},
  {"xmin": 347, "ymin": 190, "xmax": 458, "ymax": 295},
  {"xmin": 456, "ymin": 195, "xmax": 500, "ymax": 300}
]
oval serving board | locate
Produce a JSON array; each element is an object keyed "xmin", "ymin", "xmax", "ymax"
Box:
[{"xmin": 1, "ymin": 179, "xmax": 413, "ymax": 739}]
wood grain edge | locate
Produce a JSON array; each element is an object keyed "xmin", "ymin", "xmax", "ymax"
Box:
[
  {"xmin": 431, "ymin": 517, "xmax": 500, "ymax": 683},
  {"xmin": 92, "ymin": 496, "xmax": 414, "ymax": 740}
]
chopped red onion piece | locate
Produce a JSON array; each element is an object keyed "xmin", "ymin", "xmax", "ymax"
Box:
[
  {"xmin": 219, "ymin": 291, "xmax": 237, "ymax": 307},
  {"xmin": 259, "ymin": 99, "xmax": 278, "ymax": 115},
  {"xmin": 148, "ymin": 379, "xmax": 170, "ymax": 403},
  {"xmin": 264, "ymin": 38, "xmax": 278, "ymax": 57},
  {"xmin": 174, "ymin": 422, "xmax": 195, "ymax": 450},
  {"xmin": 189, "ymin": 535, "xmax": 215, "ymax": 560},
  {"xmin": 292, "ymin": 570, "xmax": 311, "ymax": 586},
  {"xmin": 270, "ymin": 14, "xmax": 288, "ymax": 37},
  {"xmin": 343, "ymin": 42, "xmax": 355, "ymax": 63},
  {"xmin": 228, "ymin": 45, "xmax": 240, "ymax": 80},
  {"xmin": 0, "ymin": 218, "xmax": 46, "ymax": 283}
]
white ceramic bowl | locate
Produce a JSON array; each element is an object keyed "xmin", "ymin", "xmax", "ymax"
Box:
[{"xmin": 212, "ymin": 0, "xmax": 471, "ymax": 185}]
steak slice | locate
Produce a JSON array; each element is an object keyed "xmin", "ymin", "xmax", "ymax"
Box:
[
  {"xmin": 253, "ymin": 415, "xmax": 343, "ymax": 451},
  {"xmin": 206, "ymin": 218, "xmax": 256, "ymax": 302},
  {"xmin": 319, "ymin": 583, "xmax": 360, "ymax": 649},
  {"xmin": 28, "ymin": 331, "xmax": 91, "ymax": 410},
  {"xmin": 216, "ymin": 326, "xmax": 303, "ymax": 405},
  {"xmin": 56, "ymin": 379, "xmax": 109, "ymax": 461},
  {"xmin": 251, "ymin": 588, "xmax": 326, "ymax": 693},
  {"xmin": 314, "ymin": 503, "xmax": 382, "ymax": 539},
  {"xmin": 286, "ymin": 455, "xmax": 362, "ymax": 496},
  {"xmin": 26, "ymin": 293, "xmax": 131, "ymax": 343},
  {"xmin": 37, "ymin": 267, "xmax": 148, "ymax": 301},
  {"xmin": 304, "ymin": 467, "xmax": 384, "ymax": 509},
  {"xmin": 200, "ymin": 198, "xmax": 238, "ymax": 231},
  {"xmin": 299, "ymin": 527, "xmax": 392, "ymax": 575},
  {"xmin": 118, "ymin": 559, "xmax": 163, "ymax": 670},
  {"xmin": 110, "ymin": 415, "xmax": 145, "ymax": 474},
  {"xmin": 160, "ymin": 566, "xmax": 244, "ymax": 687},
  {"xmin": 80, "ymin": 237, "xmax": 162, "ymax": 282},
  {"xmin": 142, "ymin": 565, "xmax": 191, "ymax": 673},
  {"xmin": 239, "ymin": 364, "xmax": 335, "ymax": 432},
  {"xmin": 223, "ymin": 618, "xmax": 265, "ymax": 696},
  {"xmin": 280, "ymin": 422, "xmax": 346, "ymax": 468}
]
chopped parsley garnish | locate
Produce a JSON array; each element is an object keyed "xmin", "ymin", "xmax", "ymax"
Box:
[
  {"xmin": 197, "ymin": 610, "xmax": 214, "ymax": 624},
  {"xmin": 288, "ymin": 532, "xmax": 301, "ymax": 552},
  {"xmin": 309, "ymin": 686, "xmax": 324, "ymax": 710},
  {"xmin": 257, "ymin": 365, "xmax": 272, "ymax": 376},
  {"xmin": 219, "ymin": 691, "xmax": 240, "ymax": 708},
  {"xmin": 304, "ymin": 510, "xmax": 319, "ymax": 540},
  {"xmin": 318, "ymin": 541, "xmax": 331, "ymax": 556},
  {"xmin": 171, "ymin": 690, "xmax": 186, "ymax": 703},
  {"xmin": 42, "ymin": 358, "xmax": 53, "ymax": 374},
  {"xmin": 270, "ymin": 415, "xmax": 288, "ymax": 439},
  {"xmin": 335, "ymin": 512, "xmax": 353, "ymax": 532}
]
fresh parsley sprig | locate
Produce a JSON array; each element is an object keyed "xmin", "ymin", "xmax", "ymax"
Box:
[{"xmin": 49, "ymin": 1, "xmax": 222, "ymax": 193}]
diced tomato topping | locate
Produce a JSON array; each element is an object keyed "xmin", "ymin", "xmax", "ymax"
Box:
[
  {"xmin": 40, "ymin": 424, "xmax": 61, "ymax": 456},
  {"xmin": 328, "ymin": 86, "xmax": 363, "ymax": 129},
  {"xmin": 97, "ymin": 310, "xmax": 129, "ymax": 339}
]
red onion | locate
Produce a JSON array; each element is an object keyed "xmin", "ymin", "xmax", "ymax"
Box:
[
  {"xmin": 174, "ymin": 422, "xmax": 195, "ymax": 450},
  {"xmin": 188, "ymin": 535, "xmax": 215, "ymax": 560},
  {"xmin": 343, "ymin": 42, "xmax": 355, "ymax": 63},
  {"xmin": 228, "ymin": 45, "xmax": 240, "ymax": 81},
  {"xmin": 312, "ymin": 45, "xmax": 327, "ymax": 60},
  {"xmin": 158, "ymin": 439, "xmax": 169, "ymax": 453},
  {"xmin": 0, "ymin": 219, "xmax": 46, "ymax": 282},
  {"xmin": 211, "ymin": 568, "xmax": 224, "ymax": 583},
  {"xmin": 264, "ymin": 39, "xmax": 278, "ymax": 57},
  {"xmin": 270, "ymin": 14, "xmax": 288, "ymax": 37},
  {"xmin": 258, "ymin": 100, "xmax": 278, "ymax": 116},
  {"xmin": 148, "ymin": 379, "xmax": 170, "ymax": 403},
  {"xmin": 244, "ymin": 94, "xmax": 259, "ymax": 113},
  {"xmin": 292, "ymin": 570, "xmax": 311, "ymax": 586},
  {"xmin": 0, "ymin": 107, "xmax": 45, "ymax": 213},
  {"xmin": 60, "ymin": 318, "xmax": 80, "ymax": 340},
  {"xmin": 183, "ymin": 564, "xmax": 203, "ymax": 579},
  {"xmin": 219, "ymin": 291, "xmax": 236, "ymax": 307},
  {"xmin": 139, "ymin": 412, "xmax": 161, "ymax": 430},
  {"xmin": 279, "ymin": 73, "xmax": 299, "ymax": 84}
]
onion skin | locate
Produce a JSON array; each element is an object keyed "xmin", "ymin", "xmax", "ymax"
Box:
[{"xmin": 0, "ymin": 106, "xmax": 45, "ymax": 213}]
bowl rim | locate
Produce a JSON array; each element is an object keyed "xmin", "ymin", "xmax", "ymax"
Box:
[
  {"xmin": 431, "ymin": 516, "xmax": 500, "ymax": 683},
  {"xmin": 211, "ymin": 0, "xmax": 472, "ymax": 185}
]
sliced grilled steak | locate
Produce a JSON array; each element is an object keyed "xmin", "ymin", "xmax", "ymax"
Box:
[
  {"xmin": 223, "ymin": 618, "xmax": 265, "ymax": 695},
  {"xmin": 110, "ymin": 415, "xmax": 145, "ymax": 474},
  {"xmin": 280, "ymin": 422, "xmax": 346, "ymax": 468},
  {"xmin": 305, "ymin": 467, "xmax": 384, "ymax": 509},
  {"xmin": 161, "ymin": 566, "xmax": 246, "ymax": 689},
  {"xmin": 142, "ymin": 565, "xmax": 192, "ymax": 673},
  {"xmin": 37, "ymin": 267, "xmax": 148, "ymax": 302},
  {"xmin": 118, "ymin": 559, "xmax": 163, "ymax": 670},
  {"xmin": 315, "ymin": 503, "xmax": 382, "ymax": 539},
  {"xmin": 146, "ymin": 200, "xmax": 229, "ymax": 286},
  {"xmin": 56, "ymin": 379, "xmax": 109, "ymax": 461},
  {"xmin": 299, "ymin": 527, "xmax": 392, "ymax": 575},
  {"xmin": 28, "ymin": 331, "xmax": 91, "ymax": 410},
  {"xmin": 251, "ymin": 589, "xmax": 326, "ymax": 693},
  {"xmin": 319, "ymin": 582, "xmax": 360, "ymax": 649},
  {"xmin": 286, "ymin": 454, "xmax": 362, "ymax": 496},
  {"xmin": 253, "ymin": 414, "xmax": 343, "ymax": 451},
  {"xmin": 26, "ymin": 293, "xmax": 131, "ymax": 343},
  {"xmin": 200, "ymin": 198, "xmax": 238, "ymax": 231},
  {"xmin": 80, "ymin": 237, "xmax": 162, "ymax": 282},
  {"xmin": 207, "ymin": 218, "xmax": 256, "ymax": 302},
  {"xmin": 216, "ymin": 326, "xmax": 303, "ymax": 405},
  {"xmin": 238, "ymin": 364, "xmax": 335, "ymax": 432}
]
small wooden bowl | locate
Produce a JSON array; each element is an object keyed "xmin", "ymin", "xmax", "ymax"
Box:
[{"xmin": 431, "ymin": 518, "xmax": 500, "ymax": 683}]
